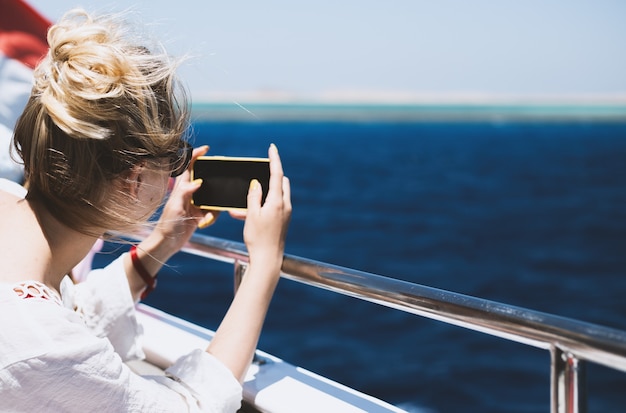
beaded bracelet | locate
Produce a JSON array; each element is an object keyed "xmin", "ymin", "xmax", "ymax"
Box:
[{"xmin": 130, "ymin": 245, "xmax": 157, "ymax": 300}]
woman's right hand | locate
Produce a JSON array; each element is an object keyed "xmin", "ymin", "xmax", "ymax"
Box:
[{"xmin": 237, "ymin": 143, "xmax": 291, "ymax": 272}]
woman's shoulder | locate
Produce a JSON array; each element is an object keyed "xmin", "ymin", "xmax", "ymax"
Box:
[
  {"xmin": 0, "ymin": 179, "xmax": 43, "ymax": 285},
  {"xmin": 0, "ymin": 178, "xmax": 26, "ymax": 198}
]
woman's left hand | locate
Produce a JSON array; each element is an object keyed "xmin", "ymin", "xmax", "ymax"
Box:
[
  {"xmin": 125, "ymin": 145, "xmax": 217, "ymax": 301},
  {"xmin": 151, "ymin": 145, "xmax": 219, "ymax": 253}
]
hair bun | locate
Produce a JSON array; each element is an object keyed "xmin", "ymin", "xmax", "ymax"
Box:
[{"xmin": 36, "ymin": 9, "xmax": 138, "ymax": 140}]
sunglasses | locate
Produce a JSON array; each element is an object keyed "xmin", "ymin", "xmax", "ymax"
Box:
[{"xmin": 167, "ymin": 140, "xmax": 193, "ymax": 177}]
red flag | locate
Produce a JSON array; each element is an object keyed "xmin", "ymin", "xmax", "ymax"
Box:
[{"xmin": 0, "ymin": 0, "xmax": 50, "ymax": 69}]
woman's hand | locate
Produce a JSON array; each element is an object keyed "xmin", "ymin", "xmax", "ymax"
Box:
[
  {"xmin": 124, "ymin": 145, "xmax": 219, "ymax": 301},
  {"xmin": 149, "ymin": 145, "xmax": 219, "ymax": 253},
  {"xmin": 206, "ymin": 144, "xmax": 292, "ymax": 382},
  {"xmin": 242, "ymin": 144, "xmax": 291, "ymax": 270}
]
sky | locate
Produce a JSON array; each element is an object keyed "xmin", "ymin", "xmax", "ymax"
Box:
[{"xmin": 27, "ymin": 0, "xmax": 626, "ymax": 103}]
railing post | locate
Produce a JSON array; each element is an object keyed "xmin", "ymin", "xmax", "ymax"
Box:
[
  {"xmin": 234, "ymin": 259, "xmax": 247, "ymax": 294},
  {"xmin": 551, "ymin": 347, "xmax": 587, "ymax": 413}
]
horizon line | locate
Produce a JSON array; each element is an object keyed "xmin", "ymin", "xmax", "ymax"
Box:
[
  {"xmin": 190, "ymin": 91, "xmax": 626, "ymax": 106},
  {"xmin": 189, "ymin": 99, "xmax": 626, "ymax": 123}
]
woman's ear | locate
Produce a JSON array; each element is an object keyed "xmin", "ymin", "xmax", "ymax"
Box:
[{"xmin": 122, "ymin": 163, "xmax": 145, "ymax": 200}]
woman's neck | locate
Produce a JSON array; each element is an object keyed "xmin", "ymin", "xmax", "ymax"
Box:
[{"xmin": 24, "ymin": 198, "xmax": 101, "ymax": 292}]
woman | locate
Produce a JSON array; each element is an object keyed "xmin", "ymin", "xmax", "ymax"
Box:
[{"xmin": 0, "ymin": 8, "xmax": 291, "ymax": 412}]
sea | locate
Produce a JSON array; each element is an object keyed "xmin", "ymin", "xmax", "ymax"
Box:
[{"xmin": 96, "ymin": 103, "xmax": 626, "ymax": 413}]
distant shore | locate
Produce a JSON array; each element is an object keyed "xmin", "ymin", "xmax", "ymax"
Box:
[{"xmin": 190, "ymin": 93, "xmax": 626, "ymax": 122}]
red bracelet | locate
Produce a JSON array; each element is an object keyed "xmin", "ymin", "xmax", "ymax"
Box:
[{"xmin": 130, "ymin": 245, "xmax": 157, "ymax": 300}]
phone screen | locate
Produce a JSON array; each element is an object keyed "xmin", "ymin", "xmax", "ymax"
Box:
[{"xmin": 191, "ymin": 156, "xmax": 270, "ymax": 210}]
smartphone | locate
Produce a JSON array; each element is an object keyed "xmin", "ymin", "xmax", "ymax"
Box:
[{"xmin": 191, "ymin": 156, "xmax": 270, "ymax": 211}]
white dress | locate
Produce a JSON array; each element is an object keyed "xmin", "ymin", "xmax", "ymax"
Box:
[{"xmin": 0, "ymin": 180, "xmax": 243, "ymax": 413}]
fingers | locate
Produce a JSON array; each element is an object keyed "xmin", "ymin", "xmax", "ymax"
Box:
[
  {"xmin": 182, "ymin": 145, "xmax": 208, "ymax": 205},
  {"xmin": 246, "ymin": 179, "xmax": 263, "ymax": 213},
  {"xmin": 173, "ymin": 173, "xmax": 201, "ymax": 200},
  {"xmin": 164, "ymin": 145, "xmax": 218, "ymax": 229},
  {"xmin": 282, "ymin": 176, "xmax": 292, "ymax": 211},
  {"xmin": 266, "ymin": 144, "xmax": 284, "ymax": 203},
  {"xmin": 192, "ymin": 145, "xmax": 210, "ymax": 161},
  {"xmin": 177, "ymin": 145, "xmax": 209, "ymax": 182},
  {"xmin": 229, "ymin": 210, "xmax": 247, "ymax": 221},
  {"xmin": 198, "ymin": 211, "xmax": 219, "ymax": 229},
  {"xmin": 169, "ymin": 145, "xmax": 208, "ymax": 192}
]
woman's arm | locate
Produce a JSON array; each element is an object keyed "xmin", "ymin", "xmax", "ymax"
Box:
[
  {"xmin": 205, "ymin": 144, "xmax": 291, "ymax": 382},
  {"xmin": 122, "ymin": 143, "xmax": 292, "ymax": 383}
]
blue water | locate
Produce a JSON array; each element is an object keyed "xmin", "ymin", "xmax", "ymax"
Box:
[{"xmin": 97, "ymin": 119, "xmax": 626, "ymax": 412}]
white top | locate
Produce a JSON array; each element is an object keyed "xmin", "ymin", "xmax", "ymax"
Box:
[{"xmin": 0, "ymin": 181, "xmax": 242, "ymax": 412}]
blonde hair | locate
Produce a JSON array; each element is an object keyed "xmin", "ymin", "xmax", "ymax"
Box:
[{"xmin": 13, "ymin": 9, "xmax": 190, "ymax": 236}]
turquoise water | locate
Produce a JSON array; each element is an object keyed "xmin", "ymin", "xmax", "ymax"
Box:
[{"xmin": 191, "ymin": 101, "xmax": 626, "ymax": 122}]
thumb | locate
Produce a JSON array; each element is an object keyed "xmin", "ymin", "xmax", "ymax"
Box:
[{"xmin": 246, "ymin": 179, "xmax": 262, "ymax": 212}]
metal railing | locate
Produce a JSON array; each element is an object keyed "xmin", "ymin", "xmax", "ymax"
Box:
[{"xmin": 180, "ymin": 232, "xmax": 626, "ymax": 413}]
